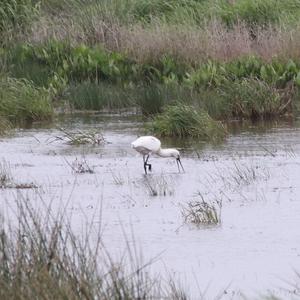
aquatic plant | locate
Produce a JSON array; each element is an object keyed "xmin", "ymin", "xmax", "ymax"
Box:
[
  {"xmin": 214, "ymin": 162, "xmax": 270, "ymax": 190},
  {"xmin": 54, "ymin": 128, "xmax": 105, "ymax": 145},
  {"xmin": 0, "ymin": 117, "xmax": 12, "ymax": 136},
  {"xmin": 0, "ymin": 195, "xmax": 184, "ymax": 299},
  {"xmin": 143, "ymin": 175, "xmax": 175, "ymax": 197},
  {"xmin": 150, "ymin": 105, "xmax": 226, "ymax": 139},
  {"xmin": 218, "ymin": 78, "xmax": 283, "ymax": 120},
  {"xmin": 137, "ymin": 82, "xmax": 189, "ymax": 115},
  {"xmin": 65, "ymin": 157, "xmax": 94, "ymax": 174},
  {"xmin": 66, "ymin": 81, "xmax": 135, "ymax": 111},
  {"xmin": 0, "ymin": 160, "xmax": 13, "ymax": 188},
  {"xmin": 110, "ymin": 170, "xmax": 125, "ymax": 185},
  {"xmin": 0, "ymin": 159, "xmax": 37, "ymax": 189},
  {"xmin": 182, "ymin": 193, "xmax": 222, "ymax": 226},
  {"xmin": 0, "ymin": 76, "xmax": 53, "ymax": 123}
]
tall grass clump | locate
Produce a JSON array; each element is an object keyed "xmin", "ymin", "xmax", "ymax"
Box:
[
  {"xmin": 0, "ymin": 117, "xmax": 12, "ymax": 136},
  {"xmin": 138, "ymin": 83, "xmax": 195, "ymax": 115},
  {"xmin": 218, "ymin": 78, "xmax": 284, "ymax": 119},
  {"xmin": 150, "ymin": 104, "xmax": 226, "ymax": 140},
  {"xmin": 66, "ymin": 81, "xmax": 135, "ymax": 110},
  {"xmin": 0, "ymin": 76, "xmax": 53, "ymax": 123},
  {"xmin": 182, "ymin": 193, "xmax": 222, "ymax": 226},
  {"xmin": 0, "ymin": 197, "xmax": 183, "ymax": 299}
]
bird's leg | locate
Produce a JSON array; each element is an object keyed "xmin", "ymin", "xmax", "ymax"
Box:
[
  {"xmin": 145, "ymin": 155, "xmax": 152, "ymax": 172},
  {"xmin": 176, "ymin": 159, "xmax": 180, "ymax": 173},
  {"xmin": 143, "ymin": 155, "xmax": 147, "ymax": 174},
  {"xmin": 176, "ymin": 157, "xmax": 185, "ymax": 173}
]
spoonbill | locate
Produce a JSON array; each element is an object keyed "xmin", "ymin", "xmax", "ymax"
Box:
[{"xmin": 131, "ymin": 136, "xmax": 184, "ymax": 174}]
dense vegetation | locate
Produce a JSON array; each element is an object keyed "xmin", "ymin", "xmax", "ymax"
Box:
[{"xmin": 1, "ymin": 0, "xmax": 300, "ymax": 135}]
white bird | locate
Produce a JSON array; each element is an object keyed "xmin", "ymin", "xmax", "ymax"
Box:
[{"xmin": 131, "ymin": 136, "xmax": 184, "ymax": 174}]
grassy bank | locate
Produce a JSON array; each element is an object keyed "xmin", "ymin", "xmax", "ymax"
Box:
[
  {"xmin": 3, "ymin": 42, "xmax": 299, "ymax": 118},
  {"xmin": 1, "ymin": 0, "xmax": 300, "ymax": 137}
]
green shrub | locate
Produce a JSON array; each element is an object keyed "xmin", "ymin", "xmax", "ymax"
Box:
[
  {"xmin": 150, "ymin": 104, "xmax": 226, "ymax": 139},
  {"xmin": 0, "ymin": 76, "xmax": 53, "ymax": 122}
]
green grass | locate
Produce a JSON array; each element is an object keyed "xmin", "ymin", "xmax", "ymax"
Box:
[
  {"xmin": 137, "ymin": 83, "xmax": 193, "ymax": 115},
  {"xmin": 0, "ymin": 0, "xmax": 39, "ymax": 46},
  {"xmin": 66, "ymin": 81, "xmax": 195, "ymax": 115},
  {"xmin": 217, "ymin": 78, "xmax": 283, "ymax": 120},
  {"xmin": 150, "ymin": 104, "xmax": 226, "ymax": 139},
  {"xmin": 66, "ymin": 81, "xmax": 135, "ymax": 111},
  {"xmin": 68, "ymin": 0, "xmax": 300, "ymax": 27},
  {"xmin": 0, "ymin": 76, "xmax": 53, "ymax": 123},
  {"xmin": 0, "ymin": 117, "xmax": 12, "ymax": 136},
  {"xmin": 0, "ymin": 196, "xmax": 187, "ymax": 299}
]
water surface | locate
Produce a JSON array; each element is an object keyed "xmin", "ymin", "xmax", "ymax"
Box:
[{"xmin": 1, "ymin": 115, "xmax": 300, "ymax": 299}]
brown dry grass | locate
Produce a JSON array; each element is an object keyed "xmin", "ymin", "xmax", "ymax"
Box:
[{"xmin": 26, "ymin": 14, "xmax": 300, "ymax": 64}]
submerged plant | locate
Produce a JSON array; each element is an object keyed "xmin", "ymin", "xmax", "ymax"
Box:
[
  {"xmin": 55, "ymin": 128, "xmax": 105, "ymax": 145},
  {"xmin": 0, "ymin": 160, "xmax": 13, "ymax": 188},
  {"xmin": 65, "ymin": 157, "xmax": 94, "ymax": 174},
  {"xmin": 182, "ymin": 193, "xmax": 222, "ymax": 226},
  {"xmin": 143, "ymin": 175, "xmax": 174, "ymax": 197},
  {"xmin": 111, "ymin": 170, "xmax": 125, "ymax": 185},
  {"xmin": 150, "ymin": 105, "xmax": 226, "ymax": 140},
  {"xmin": 0, "ymin": 159, "xmax": 37, "ymax": 189}
]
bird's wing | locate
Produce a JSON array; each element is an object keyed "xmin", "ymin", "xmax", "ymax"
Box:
[{"xmin": 131, "ymin": 136, "xmax": 161, "ymax": 152}]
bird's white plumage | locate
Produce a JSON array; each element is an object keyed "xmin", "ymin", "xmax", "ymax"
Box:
[
  {"xmin": 131, "ymin": 135, "xmax": 184, "ymax": 173},
  {"xmin": 131, "ymin": 136, "xmax": 161, "ymax": 155}
]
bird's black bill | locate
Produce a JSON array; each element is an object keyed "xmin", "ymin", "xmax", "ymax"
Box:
[{"xmin": 176, "ymin": 157, "xmax": 185, "ymax": 173}]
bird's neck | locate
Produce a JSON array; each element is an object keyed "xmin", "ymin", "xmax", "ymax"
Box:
[{"xmin": 157, "ymin": 148, "xmax": 173, "ymax": 158}]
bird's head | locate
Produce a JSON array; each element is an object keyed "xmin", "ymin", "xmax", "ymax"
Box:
[
  {"xmin": 172, "ymin": 149, "xmax": 185, "ymax": 173},
  {"xmin": 169, "ymin": 149, "xmax": 180, "ymax": 159}
]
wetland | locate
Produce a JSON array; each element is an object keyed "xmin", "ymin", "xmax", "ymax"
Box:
[{"xmin": 1, "ymin": 114, "xmax": 300, "ymax": 299}]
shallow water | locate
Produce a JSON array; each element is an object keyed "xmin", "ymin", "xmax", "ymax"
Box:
[{"xmin": 1, "ymin": 115, "xmax": 300, "ymax": 299}]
